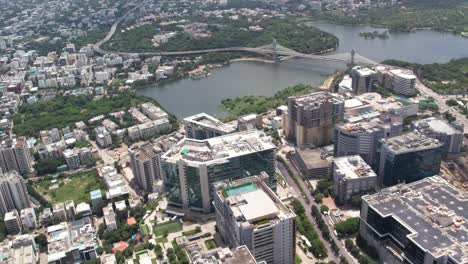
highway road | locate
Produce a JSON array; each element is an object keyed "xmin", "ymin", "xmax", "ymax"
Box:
[
  {"xmin": 416, "ymin": 79, "xmax": 468, "ymax": 129},
  {"xmin": 93, "ymin": 1, "xmax": 149, "ymax": 54},
  {"xmin": 92, "ymin": 2, "xmax": 373, "ymax": 65},
  {"xmin": 277, "ymin": 160, "xmax": 356, "ymax": 264}
]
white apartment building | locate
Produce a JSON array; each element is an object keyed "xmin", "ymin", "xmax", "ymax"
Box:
[
  {"xmin": 20, "ymin": 207, "xmax": 37, "ymax": 229},
  {"xmin": 140, "ymin": 102, "xmax": 168, "ymax": 121},
  {"xmin": 103, "ymin": 204, "xmax": 117, "ymax": 231}
]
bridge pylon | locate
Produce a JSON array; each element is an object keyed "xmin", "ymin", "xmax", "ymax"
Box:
[
  {"xmin": 272, "ymin": 38, "xmax": 279, "ymax": 62},
  {"xmin": 350, "ymin": 49, "xmax": 355, "ymax": 65}
]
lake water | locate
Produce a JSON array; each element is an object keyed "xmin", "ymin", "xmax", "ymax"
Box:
[{"xmin": 137, "ymin": 22, "xmax": 468, "ymax": 118}]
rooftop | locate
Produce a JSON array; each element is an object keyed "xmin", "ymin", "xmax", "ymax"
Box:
[
  {"xmin": 184, "ymin": 113, "xmax": 236, "ymax": 134},
  {"xmin": 162, "ymin": 130, "xmax": 275, "ymax": 165},
  {"xmin": 389, "ymin": 68, "xmax": 416, "ymax": 80},
  {"xmin": 353, "ymin": 66, "xmax": 376, "ymax": 77},
  {"xmin": 293, "ymin": 148, "xmax": 329, "ymax": 169},
  {"xmin": 381, "ymin": 132, "xmax": 443, "ymax": 154},
  {"xmin": 290, "ymin": 91, "xmax": 344, "ymax": 108},
  {"xmin": 221, "ymin": 245, "xmax": 260, "ymax": 264},
  {"xmin": 216, "ymin": 174, "xmax": 295, "ymax": 224},
  {"xmin": 413, "ymin": 117, "xmax": 462, "ymax": 135},
  {"xmin": 337, "ymin": 114, "xmax": 403, "ymax": 134},
  {"xmin": 364, "ymin": 176, "xmax": 467, "ymax": 263},
  {"xmin": 333, "ymin": 155, "xmax": 377, "ymax": 179}
]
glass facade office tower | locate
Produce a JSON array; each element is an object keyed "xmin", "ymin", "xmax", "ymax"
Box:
[
  {"xmin": 161, "ymin": 130, "xmax": 276, "ymax": 213},
  {"xmin": 360, "ymin": 176, "xmax": 465, "ymax": 264},
  {"xmin": 376, "ymin": 132, "xmax": 443, "ymax": 187}
]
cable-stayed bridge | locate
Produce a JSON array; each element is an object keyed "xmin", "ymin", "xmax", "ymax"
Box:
[{"xmin": 96, "ymin": 39, "xmax": 378, "ymax": 66}]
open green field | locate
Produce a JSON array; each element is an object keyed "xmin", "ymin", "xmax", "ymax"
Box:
[
  {"xmin": 204, "ymin": 239, "xmax": 217, "ymax": 250},
  {"xmin": 154, "ymin": 221, "xmax": 182, "ymax": 237},
  {"xmin": 33, "ymin": 169, "xmax": 104, "ymax": 204}
]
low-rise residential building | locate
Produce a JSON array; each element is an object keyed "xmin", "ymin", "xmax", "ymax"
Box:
[
  {"xmin": 103, "ymin": 204, "xmax": 117, "ymax": 231},
  {"xmin": 140, "ymin": 102, "xmax": 168, "ymax": 120},
  {"xmin": 127, "ymin": 119, "xmax": 171, "ymax": 141}
]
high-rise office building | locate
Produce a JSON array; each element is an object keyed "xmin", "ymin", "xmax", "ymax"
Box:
[
  {"xmin": 129, "ymin": 142, "xmax": 164, "ymax": 192},
  {"xmin": 385, "ymin": 68, "xmax": 417, "ymax": 96},
  {"xmin": 376, "ymin": 132, "xmax": 443, "ymax": 187},
  {"xmin": 184, "ymin": 113, "xmax": 237, "ymax": 140},
  {"xmin": 0, "ymin": 170, "xmax": 30, "ymax": 217},
  {"xmin": 0, "ymin": 137, "xmax": 33, "ymax": 176},
  {"xmin": 360, "ymin": 176, "xmax": 466, "ymax": 264},
  {"xmin": 412, "ymin": 117, "xmax": 464, "ymax": 153},
  {"xmin": 350, "ymin": 66, "xmax": 377, "ymax": 95},
  {"xmin": 332, "ymin": 155, "xmax": 377, "ymax": 204},
  {"xmin": 214, "ymin": 173, "xmax": 295, "ymax": 264},
  {"xmin": 286, "ymin": 91, "xmax": 344, "ymax": 148},
  {"xmin": 334, "ymin": 114, "xmax": 403, "ymax": 168},
  {"xmin": 161, "ymin": 130, "xmax": 276, "ymax": 213}
]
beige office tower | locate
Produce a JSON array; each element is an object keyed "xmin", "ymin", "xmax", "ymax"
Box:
[
  {"xmin": 286, "ymin": 91, "xmax": 344, "ymax": 148},
  {"xmin": 129, "ymin": 142, "xmax": 164, "ymax": 192}
]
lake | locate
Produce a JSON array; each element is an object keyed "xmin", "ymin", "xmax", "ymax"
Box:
[{"xmin": 137, "ymin": 22, "xmax": 468, "ymax": 118}]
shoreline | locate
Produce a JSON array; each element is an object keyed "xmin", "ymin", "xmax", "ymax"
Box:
[{"xmin": 306, "ymin": 19, "xmax": 464, "ymax": 36}]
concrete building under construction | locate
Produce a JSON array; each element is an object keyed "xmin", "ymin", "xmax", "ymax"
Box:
[{"xmin": 285, "ymin": 91, "xmax": 345, "ymax": 148}]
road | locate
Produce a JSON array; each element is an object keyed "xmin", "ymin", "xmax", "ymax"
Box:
[
  {"xmin": 93, "ymin": 1, "xmax": 149, "ymax": 54},
  {"xmin": 278, "ymin": 160, "xmax": 355, "ymax": 264},
  {"xmin": 92, "ymin": 2, "xmax": 372, "ymax": 65},
  {"xmin": 416, "ymin": 79, "xmax": 468, "ymax": 129}
]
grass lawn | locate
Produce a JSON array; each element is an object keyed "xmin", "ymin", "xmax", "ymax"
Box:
[
  {"xmin": 204, "ymin": 239, "xmax": 217, "ymax": 250},
  {"xmin": 156, "ymin": 237, "xmax": 168, "ymax": 244},
  {"xmin": 154, "ymin": 222, "xmax": 182, "ymax": 237},
  {"xmin": 182, "ymin": 227, "xmax": 201, "ymax": 237},
  {"xmin": 33, "ymin": 169, "xmax": 104, "ymax": 204},
  {"xmin": 140, "ymin": 224, "xmax": 150, "ymax": 236}
]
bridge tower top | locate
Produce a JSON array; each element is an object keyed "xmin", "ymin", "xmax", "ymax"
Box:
[{"xmin": 351, "ymin": 49, "xmax": 355, "ymax": 65}]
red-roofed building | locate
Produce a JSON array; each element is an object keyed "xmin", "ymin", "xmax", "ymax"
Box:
[
  {"xmin": 112, "ymin": 241, "xmax": 129, "ymax": 253},
  {"xmin": 127, "ymin": 217, "xmax": 137, "ymax": 225}
]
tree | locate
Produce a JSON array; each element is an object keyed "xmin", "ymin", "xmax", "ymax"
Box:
[
  {"xmin": 35, "ymin": 234, "xmax": 48, "ymax": 252},
  {"xmin": 320, "ymin": 205, "xmax": 329, "ymax": 213},
  {"xmin": 314, "ymin": 193, "xmax": 323, "ymax": 204},
  {"xmin": 335, "ymin": 217, "xmax": 360, "ymax": 238},
  {"xmin": 155, "ymin": 244, "xmax": 163, "ymax": 258},
  {"xmin": 34, "ymin": 157, "xmax": 65, "ymax": 175}
]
